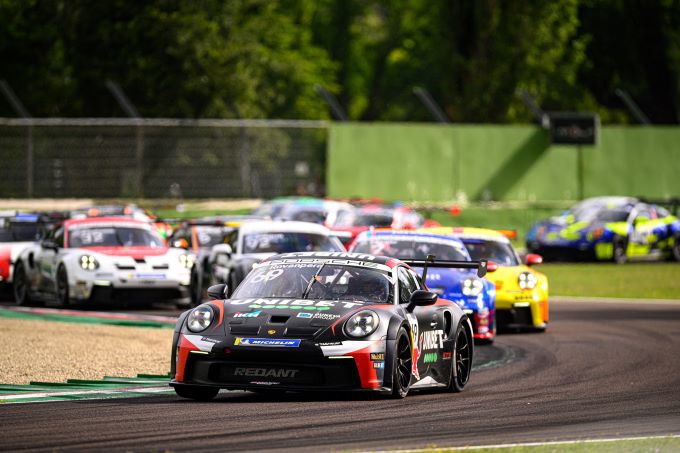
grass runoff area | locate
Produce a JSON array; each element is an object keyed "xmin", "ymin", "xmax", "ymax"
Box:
[{"xmin": 429, "ymin": 435, "xmax": 680, "ymax": 452}]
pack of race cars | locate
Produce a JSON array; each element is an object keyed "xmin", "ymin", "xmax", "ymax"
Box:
[{"xmin": 2, "ymin": 196, "xmax": 678, "ymax": 399}]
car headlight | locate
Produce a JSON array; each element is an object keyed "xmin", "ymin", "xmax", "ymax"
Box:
[
  {"xmin": 462, "ymin": 278, "xmax": 483, "ymax": 296},
  {"xmin": 178, "ymin": 253, "xmax": 196, "ymax": 269},
  {"xmin": 344, "ymin": 310, "xmax": 379, "ymax": 338},
  {"xmin": 187, "ymin": 305, "xmax": 214, "ymax": 332},
  {"xmin": 79, "ymin": 255, "xmax": 99, "ymax": 271},
  {"xmin": 518, "ymin": 272, "xmax": 537, "ymax": 290}
]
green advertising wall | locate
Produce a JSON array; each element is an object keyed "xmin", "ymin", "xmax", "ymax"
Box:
[{"xmin": 327, "ymin": 123, "xmax": 680, "ymax": 202}]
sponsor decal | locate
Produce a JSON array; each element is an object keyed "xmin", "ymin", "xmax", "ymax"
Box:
[
  {"xmin": 406, "ymin": 313, "xmax": 420, "ymax": 380},
  {"xmin": 313, "ymin": 312, "xmax": 341, "ymax": 320},
  {"xmin": 317, "ymin": 341, "xmax": 342, "ymax": 346},
  {"xmin": 233, "ymin": 310, "xmax": 261, "ymax": 318},
  {"xmin": 230, "ymin": 298, "xmax": 363, "ymax": 310},
  {"xmin": 442, "ymin": 351, "xmax": 452, "ymax": 360},
  {"xmin": 133, "ymin": 272, "xmax": 166, "ymax": 280},
  {"xmin": 423, "ymin": 352, "xmax": 438, "ymax": 363},
  {"xmin": 234, "ymin": 367, "xmax": 299, "ymax": 378},
  {"xmin": 234, "ymin": 338, "xmax": 301, "ymax": 348},
  {"xmin": 373, "ymin": 361, "xmax": 385, "ymax": 369},
  {"xmin": 200, "ymin": 337, "xmax": 220, "ymax": 344},
  {"xmin": 250, "ymin": 381, "xmax": 279, "ymax": 385},
  {"xmin": 278, "ymin": 252, "xmax": 377, "ymax": 261},
  {"xmin": 297, "ymin": 312, "xmax": 313, "ymax": 319},
  {"xmin": 267, "ymin": 329, "xmax": 277, "ymax": 335},
  {"xmin": 420, "ymin": 330, "xmax": 444, "ymax": 351},
  {"xmin": 370, "ymin": 353, "xmax": 385, "ymax": 361}
]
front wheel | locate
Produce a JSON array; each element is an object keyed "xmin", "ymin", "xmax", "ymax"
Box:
[
  {"xmin": 56, "ymin": 265, "xmax": 70, "ymax": 308},
  {"xmin": 391, "ymin": 327, "xmax": 412, "ymax": 398},
  {"xmin": 448, "ymin": 322, "xmax": 472, "ymax": 392},
  {"xmin": 13, "ymin": 262, "xmax": 33, "ymax": 306},
  {"xmin": 174, "ymin": 385, "xmax": 219, "ymax": 401},
  {"xmin": 612, "ymin": 235, "xmax": 628, "ymax": 264}
]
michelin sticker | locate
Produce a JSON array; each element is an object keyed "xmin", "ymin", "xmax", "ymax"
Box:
[{"xmin": 234, "ymin": 338, "xmax": 301, "ymax": 348}]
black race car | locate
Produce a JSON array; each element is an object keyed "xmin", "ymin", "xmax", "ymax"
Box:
[{"xmin": 170, "ymin": 251, "xmax": 487, "ymax": 400}]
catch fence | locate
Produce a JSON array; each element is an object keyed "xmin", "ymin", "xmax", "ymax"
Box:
[{"xmin": 0, "ymin": 118, "xmax": 328, "ymax": 199}]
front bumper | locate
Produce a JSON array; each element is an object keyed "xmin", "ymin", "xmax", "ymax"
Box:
[
  {"xmin": 70, "ymin": 268, "xmax": 191, "ymax": 302},
  {"xmin": 173, "ymin": 335, "xmax": 389, "ymax": 393}
]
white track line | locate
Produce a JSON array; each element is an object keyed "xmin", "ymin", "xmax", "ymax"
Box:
[
  {"xmin": 0, "ymin": 386, "xmax": 173, "ymax": 402},
  {"xmin": 365, "ymin": 434, "xmax": 680, "ymax": 452}
]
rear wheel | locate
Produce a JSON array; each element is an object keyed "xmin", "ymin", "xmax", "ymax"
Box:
[
  {"xmin": 612, "ymin": 235, "xmax": 628, "ymax": 264},
  {"xmin": 391, "ymin": 327, "xmax": 412, "ymax": 398},
  {"xmin": 448, "ymin": 322, "xmax": 472, "ymax": 392},
  {"xmin": 174, "ymin": 385, "xmax": 219, "ymax": 401},
  {"xmin": 13, "ymin": 263, "xmax": 33, "ymax": 306},
  {"xmin": 671, "ymin": 234, "xmax": 680, "ymax": 262},
  {"xmin": 56, "ymin": 265, "xmax": 70, "ymax": 308}
]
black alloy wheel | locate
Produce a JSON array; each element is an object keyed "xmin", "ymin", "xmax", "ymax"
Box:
[
  {"xmin": 189, "ymin": 265, "xmax": 202, "ymax": 307},
  {"xmin": 13, "ymin": 263, "xmax": 32, "ymax": 306},
  {"xmin": 612, "ymin": 235, "xmax": 628, "ymax": 264},
  {"xmin": 448, "ymin": 322, "xmax": 471, "ymax": 392},
  {"xmin": 56, "ymin": 265, "xmax": 70, "ymax": 308},
  {"xmin": 392, "ymin": 327, "xmax": 412, "ymax": 398},
  {"xmin": 174, "ymin": 385, "xmax": 219, "ymax": 401},
  {"xmin": 672, "ymin": 234, "xmax": 680, "ymax": 262}
]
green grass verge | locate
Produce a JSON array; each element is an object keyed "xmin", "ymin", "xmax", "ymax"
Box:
[
  {"xmin": 536, "ymin": 262, "xmax": 680, "ymax": 299},
  {"xmin": 432, "ymin": 436, "xmax": 680, "ymax": 452}
]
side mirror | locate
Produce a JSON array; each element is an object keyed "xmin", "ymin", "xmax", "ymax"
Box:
[
  {"xmin": 525, "ymin": 254, "xmax": 543, "ymax": 266},
  {"xmin": 407, "ymin": 290, "xmax": 438, "ymax": 311},
  {"xmin": 41, "ymin": 240, "xmax": 58, "ymax": 251},
  {"xmin": 212, "ymin": 243, "xmax": 233, "ymax": 258},
  {"xmin": 173, "ymin": 238, "xmax": 189, "ymax": 249},
  {"xmin": 207, "ymin": 284, "xmax": 229, "ymax": 300},
  {"xmin": 486, "ymin": 260, "xmax": 498, "ymax": 272}
]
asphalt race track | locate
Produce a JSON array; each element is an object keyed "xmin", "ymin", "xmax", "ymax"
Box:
[{"xmin": 2, "ymin": 299, "xmax": 679, "ymax": 452}]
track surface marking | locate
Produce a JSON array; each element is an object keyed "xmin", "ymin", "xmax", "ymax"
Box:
[{"xmin": 1, "ymin": 299, "xmax": 679, "ymax": 452}]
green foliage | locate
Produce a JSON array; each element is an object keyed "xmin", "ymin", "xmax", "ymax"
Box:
[{"xmin": 1, "ymin": 0, "xmax": 679, "ymax": 123}]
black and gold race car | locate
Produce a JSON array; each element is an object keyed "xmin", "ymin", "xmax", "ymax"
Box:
[{"xmin": 170, "ymin": 251, "xmax": 487, "ymax": 400}]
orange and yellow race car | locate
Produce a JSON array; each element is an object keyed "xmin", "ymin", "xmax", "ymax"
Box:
[{"xmin": 420, "ymin": 227, "xmax": 548, "ymax": 331}]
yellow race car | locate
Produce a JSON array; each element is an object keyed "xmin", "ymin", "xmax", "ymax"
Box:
[{"xmin": 420, "ymin": 227, "xmax": 548, "ymax": 331}]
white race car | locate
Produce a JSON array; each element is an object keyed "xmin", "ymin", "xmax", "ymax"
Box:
[
  {"xmin": 13, "ymin": 217, "xmax": 194, "ymax": 307},
  {"xmin": 191, "ymin": 220, "xmax": 346, "ymax": 302}
]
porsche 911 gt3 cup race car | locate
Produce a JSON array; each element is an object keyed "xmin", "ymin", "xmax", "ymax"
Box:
[
  {"xmin": 349, "ymin": 230, "xmax": 497, "ymax": 342},
  {"xmin": 526, "ymin": 196, "xmax": 680, "ymax": 263},
  {"xmin": 170, "ymin": 251, "xmax": 488, "ymax": 400},
  {"xmin": 13, "ymin": 217, "xmax": 194, "ymax": 306},
  {"xmin": 426, "ymin": 227, "xmax": 549, "ymax": 331}
]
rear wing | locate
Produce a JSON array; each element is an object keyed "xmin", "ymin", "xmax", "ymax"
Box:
[{"xmin": 401, "ymin": 254, "xmax": 488, "ymax": 280}]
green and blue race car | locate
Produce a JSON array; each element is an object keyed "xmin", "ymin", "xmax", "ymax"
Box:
[{"xmin": 526, "ymin": 196, "xmax": 680, "ymax": 264}]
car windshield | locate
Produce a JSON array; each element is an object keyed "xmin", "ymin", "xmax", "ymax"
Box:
[
  {"xmin": 233, "ymin": 262, "xmax": 393, "ymax": 303},
  {"xmin": 462, "ymin": 240, "xmax": 519, "ymax": 266},
  {"xmin": 592, "ymin": 208, "xmax": 630, "ymax": 222},
  {"xmin": 195, "ymin": 226, "xmax": 230, "ymax": 247},
  {"xmin": 0, "ymin": 223, "xmax": 41, "ymax": 242},
  {"xmin": 351, "ymin": 237, "xmax": 469, "ymax": 261},
  {"xmin": 68, "ymin": 226, "xmax": 164, "ymax": 248},
  {"xmin": 242, "ymin": 232, "xmax": 342, "ymax": 254}
]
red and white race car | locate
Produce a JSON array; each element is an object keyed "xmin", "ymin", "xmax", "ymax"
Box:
[{"xmin": 12, "ymin": 217, "xmax": 194, "ymax": 307}]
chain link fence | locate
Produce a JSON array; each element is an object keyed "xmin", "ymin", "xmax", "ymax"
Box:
[{"xmin": 0, "ymin": 118, "xmax": 328, "ymax": 199}]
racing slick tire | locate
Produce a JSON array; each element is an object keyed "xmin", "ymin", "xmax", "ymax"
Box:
[
  {"xmin": 391, "ymin": 326, "xmax": 412, "ymax": 399},
  {"xmin": 56, "ymin": 265, "xmax": 71, "ymax": 308},
  {"xmin": 189, "ymin": 265, "xmax": 203, "ymax": 307},
  {"xmin": 612, "ymin": 235, "xmax": 628, "ymax": 264},
  {"xmin": 13, "ymin": 262, "xmax": 34, "ymax": 306},
  {"xmin": 447, "ymin": 321, "xmax": 472, "ymax": 393},
  {"xmin": 174, "ymin": 385, "xmax": 219, "ymax": 401},
  {"xmin": 670, "ymin": 233, "xmax": 680, "ymax": 262}
]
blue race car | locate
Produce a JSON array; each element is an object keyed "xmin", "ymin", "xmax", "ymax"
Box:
[
  {"xmin": 526, "ymin": 196, "xmax": 680, "ymax": 263},
  {"xmin": 350, "ymin": 230, "xmax": 497, "ymax": 343}
]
